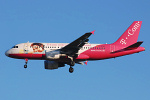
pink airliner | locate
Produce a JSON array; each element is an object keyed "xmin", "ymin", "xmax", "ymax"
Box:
[{"xmin": 5, "ymin": 21, "xmax": 145, "ymax": 73}]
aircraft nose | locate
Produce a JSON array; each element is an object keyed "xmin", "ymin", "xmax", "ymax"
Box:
[{"xmin": 5, "ymin": 50, "xmax": 10, "ymax": 56}]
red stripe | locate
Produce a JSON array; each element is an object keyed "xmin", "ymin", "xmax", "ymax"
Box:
[{"xmin": 9, "ymin": 54, "xmax": 46, "ymax": 59}]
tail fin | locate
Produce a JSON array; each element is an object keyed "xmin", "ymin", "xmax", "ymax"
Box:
[{"xmin": 113, "ymin": 21, "xmax": 142, "ymax": 47}]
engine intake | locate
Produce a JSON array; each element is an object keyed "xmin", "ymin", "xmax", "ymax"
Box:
[
  {"xmin": 45, "ymin": 50, "xmax": 67, "ymax": 60},
  {"xmin": 45, "ymin": 50, "xmax": 60, "ymax": 59}
]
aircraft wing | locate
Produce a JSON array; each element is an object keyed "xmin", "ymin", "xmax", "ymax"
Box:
[{"xmin": 60, "ymin": 31, "xmax": 95, "ymax": 56}]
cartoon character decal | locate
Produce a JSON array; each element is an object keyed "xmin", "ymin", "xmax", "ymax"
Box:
[{"xmin": 31, "ymin": 43, "xmax": 45, "ymax": 53}]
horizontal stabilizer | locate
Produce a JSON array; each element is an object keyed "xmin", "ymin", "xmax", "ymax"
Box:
[
  {"xmin": 111, "ymin": 41, "xmax": 143, "ymax": 53},
  {"xmin": 125, "ymin": 41, "xmax": 143, "ymax": 50}
]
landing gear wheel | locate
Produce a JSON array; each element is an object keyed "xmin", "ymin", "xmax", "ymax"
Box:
[
  {"xmin": 24, "ymin": 65, "xmax": 27, "ymax": 68},
  {"xmin": 69, "ymin": 67, "xmax": 74, "ymax": 73}
]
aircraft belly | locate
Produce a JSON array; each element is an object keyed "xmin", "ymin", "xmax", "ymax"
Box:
[{"xmin": 8, "ymin": 53, "xmax": 45, "ymax": 59}]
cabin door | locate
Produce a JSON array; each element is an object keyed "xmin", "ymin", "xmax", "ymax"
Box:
[{"xmin": 24, "ymin": 43, "xmax": 29, "ymax": 53}]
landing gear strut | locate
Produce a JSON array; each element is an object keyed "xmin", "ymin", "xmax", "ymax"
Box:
[
  {"xmin": 68, "ymin": 57, "xmax": 75, "ymax": 73},
  {"xmin": 70, "ymin": 61, "xmax": 75, "ymax": 66},
  {"xmin": 24, "ymin": 58, "xmax": 28, "ymax": 68}
]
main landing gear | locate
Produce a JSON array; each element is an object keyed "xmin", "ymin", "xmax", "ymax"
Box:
[
  {"xmin": 69, "ymin": 67, "xmax": 74, "ymax": 73},
  {"xmin": 69, "ymin": 61, "xmax": 75, "ymax": 73},
  {"xmin": 24, "ymin": 58, "xmax": 28, "ymax": 68}
]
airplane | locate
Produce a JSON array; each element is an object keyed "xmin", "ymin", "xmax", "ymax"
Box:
[{"xmin": 5, "ymin": 21, "xmax": 145, "ymax": 73}]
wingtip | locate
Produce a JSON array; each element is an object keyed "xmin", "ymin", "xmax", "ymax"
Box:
[{"xmin": 91, "ymin": 30, "xmax": 95, "ymax": 34}]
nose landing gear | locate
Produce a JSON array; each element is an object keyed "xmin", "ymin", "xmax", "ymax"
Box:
[{"xmin": 24, "ymin": 58, "xmax": 28, "ymax": 68}]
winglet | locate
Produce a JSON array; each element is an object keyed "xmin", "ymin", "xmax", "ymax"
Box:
[{"xmin": 91, "ymin": 30, "xmax": 95, "ymax": 34}]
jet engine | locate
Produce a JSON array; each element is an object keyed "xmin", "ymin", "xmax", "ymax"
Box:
[{"xmin": 44, "ymin": 60, "xmax": 65, "ymax": 69}]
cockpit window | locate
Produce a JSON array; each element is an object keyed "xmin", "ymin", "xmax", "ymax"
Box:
[{"xmin": 12, "ymin": 46, "xmax": 18, "ymax": 48}]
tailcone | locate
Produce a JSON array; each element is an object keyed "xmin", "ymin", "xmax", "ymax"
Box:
[{"xmin": 138, "ymin": 47, "xmax": 145, "ymax": 52}]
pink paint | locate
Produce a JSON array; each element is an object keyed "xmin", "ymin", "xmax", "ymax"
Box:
[
  {"xmin": 5, "ymin": 21, "xmax": 145, "ymax": 69},
  {"xmin": 113, "ymin": 21, "xmax": 142, "ymax": 48},
  {"xmin": 91, "ymin": 30, "xmax": 95, "ymax": 34},
  {"xmin": 85, "ymin": 61, "xmax": 88, "ymax": 65}
]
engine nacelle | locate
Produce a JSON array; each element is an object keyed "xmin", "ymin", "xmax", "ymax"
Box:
[
  {"xmin": 45, "ymin": 50, "xmax": 66, "ymax": 60},
  {"xmin": 44, "ymin": 60, "xmax": 65, "ymax": 70},
  {"xmin": 45, "ymin": 50, "xmax": 60, "ymax": 59}
]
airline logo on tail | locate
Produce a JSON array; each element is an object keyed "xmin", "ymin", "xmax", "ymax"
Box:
[
  {"xmin": 5, "ymin": 21, "xmax": 145, "ymax": 73},
  {"xmin": 128, "ymin": 21, "xmax": 140, "ymax": 36},
  {"xmin": 119, "ymin": 21, "xmax": 142, "ymax": 45}
]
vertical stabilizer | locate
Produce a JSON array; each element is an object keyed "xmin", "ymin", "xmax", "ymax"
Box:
[{"xmin": 113, "ymin": 21, "xmax": 142, "ymax": 47}]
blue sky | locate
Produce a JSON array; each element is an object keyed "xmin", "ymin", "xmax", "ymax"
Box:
[{"xmin": 0, "ymin": 0, "xmax": 150, "ymax": 100}]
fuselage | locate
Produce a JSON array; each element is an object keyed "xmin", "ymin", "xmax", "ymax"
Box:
[
  {"xmin": 5, "ymin": 42, "xmax": 145, "ymax": 62},
  {"xmin": 4, "ymin": 21, "xmax": 145, "ymax": 73}
]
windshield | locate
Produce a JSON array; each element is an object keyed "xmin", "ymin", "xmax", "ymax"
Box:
[{"xmin": 12, "ymin": 46, "xmax": 18, "ymax": 48}]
